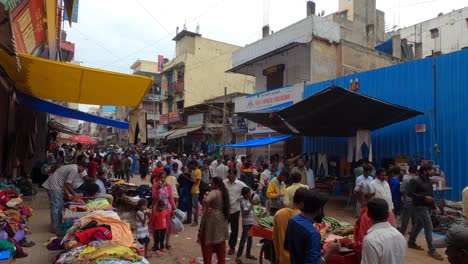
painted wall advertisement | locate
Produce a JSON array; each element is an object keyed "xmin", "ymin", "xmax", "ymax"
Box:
[
  {"xmin": 234, "ymin": 84, "xmax": 303, "ymax": 134},
  {"xmin": 6, "ymin": 0, "xmax": 46, "ymax": 55}
]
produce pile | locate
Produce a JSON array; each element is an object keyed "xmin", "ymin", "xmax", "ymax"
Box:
[{"xmin": 258, "ymin": 216, "xmax": 274, "ymax": 229}]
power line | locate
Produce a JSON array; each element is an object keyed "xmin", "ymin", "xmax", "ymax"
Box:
[
  {"xmin": 71, "ymin": 27, "xmax": 130, "ymax": 67},
  {"xmin": 134, "ymin": 0, "xmax": 172, "ymax": 35}
]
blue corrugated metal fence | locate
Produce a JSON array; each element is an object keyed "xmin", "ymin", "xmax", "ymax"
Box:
[{"xmin": 303, "ymin": 49, "xmax": 468, "ymax": 200}]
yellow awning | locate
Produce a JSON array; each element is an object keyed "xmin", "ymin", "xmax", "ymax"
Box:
[{"xmin": 0, "ymin": 50, "xmax": 153, "ymax": 107}]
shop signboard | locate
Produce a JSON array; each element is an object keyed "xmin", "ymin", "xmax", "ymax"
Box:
[
  {"xmin": 187, "ymin": 113, "xmax": 204, "ymax": 126},
  {"xmin": 234, "ymin": 83, "xmax": 303, "ymax": 134},
  {"xmin": 169, "ymin": 111, "xmax": 180, "ymax": 123},
  {"xmin": 230, "ymin": 115, "xmax": 247, "ymax": 134},
  {"xmin": 160, "ymin": 114, "xmax": 168, "ymax": 125},
  {"xmin": 6, "ymin": 0, "xmax": 46, "ymax": 55}
]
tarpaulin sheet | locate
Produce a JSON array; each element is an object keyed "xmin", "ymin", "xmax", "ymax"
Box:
[
  {"xmin": 17, "ymin": 93, "xmax": 129, "ymax": 129},
  {"xmin": 238, "ymin": 86, "xmax": 423, "ymax": 137},
  {"xmin": 223, "ymin": 135, "xmax": 292, "ymax": 148},
  {"xmin": 167, "ymin": 126, "xmax": 202, "ymax": 140},
  {"xmin": 0, "ymin": 50, "xmax": 152, "ymax": 107}
]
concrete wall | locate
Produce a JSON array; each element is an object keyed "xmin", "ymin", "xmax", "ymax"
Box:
[
  {"xmin": 184, "ymin": 37, "xmax": 255, "ymax": 107},
  {"xmin": 131, "ymin": 60, "xmax": 159, "ymax": 74},
  {"xmin": 161, "ymin": 35, "xmax": 255, "ymax": 113},
  {"xmin": 339, "ymin": 40, "xmax": 402, "ymax": 75},
  {"xmin": 242, "ymin": 44, "xmax": 310, "ymax": 93},
  {"xmin": 311, "ymin": 39, "xmax": 338, "ymax": 83},
  {"xmin": 399, "ymin": 7, "xmax": 468, "ymax": 59}
]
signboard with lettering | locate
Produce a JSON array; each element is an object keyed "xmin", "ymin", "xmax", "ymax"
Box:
[
  {"xmin": 159, "ymin": 114, "xmax": 168, "ymax": 125},
  {"xmin": 187, "ymin": 113, "xmax": 204, "ymax": 126},
  {"xmin": 234, "ymin": 84, "xmax": 302, "ymax": 134},
  {"xmin": 6, "ymin": 0, "xmax": 46, "ymax": 55},
  {"xmin": 169, "ymin": 111, "xmax": 180, "ymax": 123}
]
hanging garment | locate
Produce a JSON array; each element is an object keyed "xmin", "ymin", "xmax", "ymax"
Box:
[
  {"xmin": 356, "ymin": 130, "xmax": 372, "ymax": 162},
  {"xmin": 348, "ymin": 130, "xmax": 373, "ymax": 162},
  {"xmin": 317, "ymin": 154, "xmax": 328, "ymax": 177},
  {"xmin": 128, "ymin": 109, "xmax": 147, "ymax": 144}
]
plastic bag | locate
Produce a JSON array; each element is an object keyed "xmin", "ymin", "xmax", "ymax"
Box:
[
  {"xmin": 174, "ymin": 209, "xmax": 186, "ymax": 222},
  {"xmin": 171, "ymin": 217, "xmax": 184, "ymax": 234}
]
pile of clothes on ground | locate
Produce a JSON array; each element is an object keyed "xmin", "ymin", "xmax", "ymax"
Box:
[
  {"xmin": 50, "ymin": 209, "xmax": 149, "ymax": 264},
  {"xmin": 62, "ymin": 198, "xmax": 114, "ymax": 223},
  {"xmin": 0, "ymin": 189, "xmax": 35, "ymax": 258}
]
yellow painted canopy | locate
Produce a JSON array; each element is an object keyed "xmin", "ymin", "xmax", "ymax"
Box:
[{"xmin": 0, "ymin": 50, "xmax": 153, "ymax": 107}]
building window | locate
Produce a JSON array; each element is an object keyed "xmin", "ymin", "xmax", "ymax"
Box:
[
  {"xmin": 430, "ymin": 28, "xmax": 439, "ymax": 38},
  {"xmin": 263, "ymin": 64, "xmax": 285, "ymax": 90},
  {"xmin": 466, "ymin": 18, "xmax": 468, "ymax": 29},
  {"xmin": 176, "ymin": 100, "xmax": 184, "ymax": 110}
]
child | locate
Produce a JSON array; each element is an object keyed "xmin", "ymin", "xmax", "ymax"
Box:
[
  {"xmin": 236, "ymin": 187, "xmax": 257, "ymax": 263},
  {"xmin": 136, "ymin": 199, "xmax": 151, "ymax": 258},
  {"xmin": 151, "ymin": 200, "xmax": 169, "ymax": 255}
]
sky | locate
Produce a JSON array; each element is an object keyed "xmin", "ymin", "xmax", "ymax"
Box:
[{"xmin": 73, "ymin": 0, "xmax": 467, "ymax": 111}]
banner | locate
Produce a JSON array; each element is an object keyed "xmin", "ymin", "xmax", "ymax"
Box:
[
  {"xmin": 235, "ymin": 84, "xmax": 303, "ymax": 134},
  {"xmin": 157, "ymin": 55, "xmax": 164, "ymax": 72},
  {"xmin": 8, "ymin": 0, "xmax": 46, "ymax": 54},
  {"xmin": 160, "ymin": 114, "xmax": 168, "ymax": 125},
  {"xmin": 169, "ymin": 111, "xmax": 180, "ymax": 123}
]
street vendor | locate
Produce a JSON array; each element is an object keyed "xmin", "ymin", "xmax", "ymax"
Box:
[
  {"xmin": 42, "ymin": 161, "xmax": 87, "ymax": 234},
  {"xmin": 71, "ymin": 156, "xmax": 99, "ymax": 197},
  {"xmin": 284, "ymin": 190, "xmax": 340, "ymax": 263}
]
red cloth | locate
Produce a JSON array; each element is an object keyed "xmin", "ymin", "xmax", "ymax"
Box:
[
  {"xmin": 151, "ymin": 210, "xmax": 169, "ymax": 230},
  {"xmin": 153, "ymin": 167, "xmax": 164, "ymax": 177},
  {"xmin": 88, "ymin": 161, "xmax": 98, "ymax": 177},
  {"xmin": 248, "ymin": 224, "xmax": 273, "ymax": 240},
  {"xmin": 74, "ymin": 226, "xmax": 112, "ymax": 245},
  {"xmin": 200, "ymin": 231, "xmax": 226, "ymax": 264}
]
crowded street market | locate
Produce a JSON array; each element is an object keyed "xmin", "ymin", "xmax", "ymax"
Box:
[{"xmin": 1, "ymin": 1, "xmax": 468, "ymax": 264}]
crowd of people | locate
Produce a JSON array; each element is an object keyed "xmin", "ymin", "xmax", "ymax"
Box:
[{"xmin": 37, "ymin": 143, "xmax": 468, "ymax": 264}]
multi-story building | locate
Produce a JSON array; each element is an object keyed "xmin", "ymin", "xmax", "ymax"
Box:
[
  {"xmin": 397, "ymin": 6, "xmax": 468, "ymax": 59},
  {"xmin": 159, "ymin": 30, "xmax": 255, "ymax": 136},
  {"xmin": 116, "ymin": 59, "xmax": 164, "ymax": 145},
  {"xmin": 228, "ymin": 0, "xmax": 406, "ymax": 156}
]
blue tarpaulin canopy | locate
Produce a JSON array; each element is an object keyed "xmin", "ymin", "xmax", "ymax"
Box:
[
  {"xmin": 17, "ymin": 93, "xmax": 129, "ymax": 129},
  {"xmin": 223, "ymin": 135, "xmax": 292, "ymax": 148}
]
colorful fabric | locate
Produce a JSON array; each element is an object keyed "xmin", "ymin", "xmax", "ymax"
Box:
[
  {"xmin": 86, "ymin": 199, "xmax": 113, "ymax": 211},
  {"xmin": 77, "ymin": 241, "xmax": 141, "ymax": 263},
  {"xmin": 75, "ymin": 226, "xmax": 112, "ymax": 245}
]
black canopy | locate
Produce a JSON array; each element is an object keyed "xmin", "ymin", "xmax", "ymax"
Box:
[{"xmin": 238, "ymin": 86, "xmax": 423, "ymax": 137}]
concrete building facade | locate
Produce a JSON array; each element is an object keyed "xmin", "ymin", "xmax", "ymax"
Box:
[
  {"xmin": 398, "ymin": 6, "xmax": 468, "ymax": 59},
  {"xmin": 159, "ymin": 30, "xmax": 255, "ymax": 129},
  {"xmin": 229, "ymin": 0, "xmax": 402, "ymax": 94},
  {"xmin": 228, "ymin": 0, "xmax": 404, "ymax": 156}
]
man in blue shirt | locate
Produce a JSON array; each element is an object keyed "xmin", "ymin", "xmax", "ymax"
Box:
[{"xmin": 284, "ymin": 190, "xmax": 340, "ymax": 263}]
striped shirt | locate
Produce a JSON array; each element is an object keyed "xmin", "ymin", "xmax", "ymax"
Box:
[
  {"xmin": 42, "ymin": 164, "xmax": 78, "ymax": 192},
  {"xmin": 136, "ymin": 210, "xmax": 150, "ymax": 239}
]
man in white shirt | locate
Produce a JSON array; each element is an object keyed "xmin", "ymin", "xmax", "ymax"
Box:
[
  {"xmin": 305, "ymin": 159, "xmax": 315, "ymax": 189},
  {"xmin": 355, "ymin": 165, "xmax": 374, "ymax": 217},
  {"xmin": 258, "ymin": 164, "xmax": 271, "ymax": 207},
  {"xmin": 362, "ymin": 198, "xmax": 406, "ymax": 264},
  {"xmin": 371, "ymin": 169, "xmax": 395, "ymax": 226},
  {"xmin": 224, "ymin": 167, "xmax": 248, "ymax": 256},
  {"xmin": 214, "ymin": 158, "xmax": 229, "ymax": 180}
]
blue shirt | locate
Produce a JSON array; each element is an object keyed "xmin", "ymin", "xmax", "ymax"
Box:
[{"xmin": 284, "ymin": 213, "xmax": 322, "ymax": 264}]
